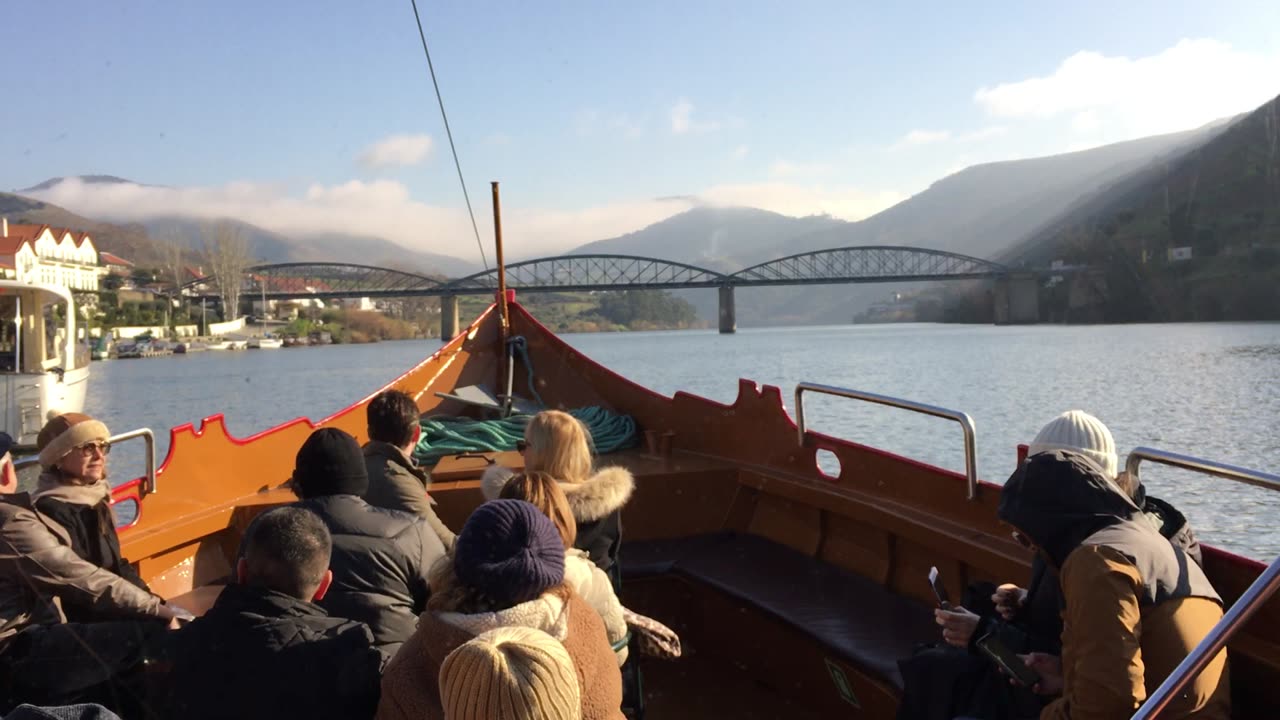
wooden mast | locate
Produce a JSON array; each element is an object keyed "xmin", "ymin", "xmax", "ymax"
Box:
[{"xmin": 492, "ymin": 181, "xmax": 512, "ymax": 413}]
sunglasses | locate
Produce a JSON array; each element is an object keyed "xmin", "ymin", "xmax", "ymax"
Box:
[
  {"xmin": 515, "ymin": 439, "xmax": 529, "ymax": 453},
  {"xmin": 76, "ymin": 441, "xmax": 111, "ymax": 456},
  {"xmin": 1011, "ymin": 530, "xmax": 1032, "ymax": 550}
]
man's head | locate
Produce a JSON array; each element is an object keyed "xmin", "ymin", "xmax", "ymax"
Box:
[
  {"xmin": 367, "ymin": 390, "xmax": 421, "ymax": 451},
  {"xmin": 37, "ymin": 413, "xmax": 111, "ymax": 483},
  {"xmin": 1028, "ymin": 410, "xmax": 1118, "ymax": 480},
  {"xmin": 999, "ymin": 450, "xmax": 1140, "ymax": 567},
  {"xmin": 291, "ymin": 428, "xmax": 369, "ymax": 499},
  {"xmin": 0, "ymin": 432, "xmax": 17, "ymax": 495},
  {"xmin": 236, "ymin": 506, "xmax": 333, "ymax": 601}
]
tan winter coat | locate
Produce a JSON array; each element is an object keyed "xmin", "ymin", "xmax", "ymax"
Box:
[
  {"xmin": 564, "ymin": 548, "xmax": 628, "ymax": 665},
  {"xmin": 376, "ymin": 590, "xmax": 623, "ymax": 720},
  {"xmin": 0, "ymin": 493, "xmax": 165, "ymax": 644}
]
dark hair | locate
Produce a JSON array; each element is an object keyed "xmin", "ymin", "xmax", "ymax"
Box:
[
  {"xmin": 240, "ymin": 507, "xmax": 331, "ymax": 599},
  {"xmin": 367, "ymin": 390, "xmax": 420, "ymax": 447}
]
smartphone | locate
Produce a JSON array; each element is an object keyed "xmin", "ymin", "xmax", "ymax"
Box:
[
  {"xmin": 927, "ymin": 566, "xmax": 950, "ymax": 609},
  {"xmin": 977, "ymin": 632, "xmax": 1040, "ymax": 687}
]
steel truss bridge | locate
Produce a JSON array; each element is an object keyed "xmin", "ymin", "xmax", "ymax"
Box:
[{"xmin": 181, "ymin": 246, "xmax": 1043, "ymax": 334}]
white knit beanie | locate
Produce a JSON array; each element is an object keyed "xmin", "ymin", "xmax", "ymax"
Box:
[
  {"xmin": 1028, "ymin": 410, "xmax": 1118, "ymax": 480},
  {"xmin": 440, "ymin": 626, "xmax": 581, "ymax": 720}
]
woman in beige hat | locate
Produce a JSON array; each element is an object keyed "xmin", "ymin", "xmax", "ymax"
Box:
[
  {"xmin": 32, "ymin": 413, "xmax": 152, "ymax": 617},
  {"xmin": 439, "ymin": 626, "xmax": 581, "ymax": 720}
]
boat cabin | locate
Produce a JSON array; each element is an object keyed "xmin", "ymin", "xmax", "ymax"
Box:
[{"xmin": 0, "ymin": 281, "xmax": 89, "ymax": 446}]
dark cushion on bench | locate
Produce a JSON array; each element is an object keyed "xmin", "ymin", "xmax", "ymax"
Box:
[{"xmin": 622, "ymin": 532, "xmax": 938, "ymax": 689}]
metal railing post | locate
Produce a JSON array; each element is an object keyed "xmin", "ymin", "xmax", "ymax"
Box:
[{"xmin": 794, "ymin": 382, "xmax": 979, "ymax": 500}]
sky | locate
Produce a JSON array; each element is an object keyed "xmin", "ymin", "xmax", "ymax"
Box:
[{"xmin": 5, "ymin": 0, "xmax": 1280, "ymax": 263}]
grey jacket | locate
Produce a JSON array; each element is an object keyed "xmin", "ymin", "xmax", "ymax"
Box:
[
  {"xmin": 362, "ymin": 441, "xmax": 455, "ymax": 548},
  {"xmin": 0, "ymin": 494, "xmax": 165, "ymax": 645},
  {"xmin": 294, "ymin": 494, "xmax": 446, "ymax": 655}
]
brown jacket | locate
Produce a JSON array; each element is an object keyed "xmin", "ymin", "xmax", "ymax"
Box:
[
  {"xmin": 1042, "ymin": 545, "xmax": 1230, "ymax": 720},
  {"xmin": 362, "ymin": 441, "xmax": 456, "ymax": 548},
  {"xmin": 376, "ymin": 591, "xmax": 623, "ymax": 720},
  {"xmin": 0, "ymin": 493, "xmax": 165, "ymax": 644}
]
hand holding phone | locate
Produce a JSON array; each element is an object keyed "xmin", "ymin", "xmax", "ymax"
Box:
[
  {"xmin": 928, "ymin": 566, "xmax": 950, "ymax": 609},
  {"xmin": 977, "ymin": 632, "xmax": 1040, "ymax": 688}
]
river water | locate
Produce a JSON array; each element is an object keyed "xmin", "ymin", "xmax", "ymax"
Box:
[{"xmin": 84, "ymin": 322, "xmax": 1280, "ymax": 560}]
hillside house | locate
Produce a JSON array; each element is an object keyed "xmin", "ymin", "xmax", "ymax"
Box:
[{"xmin": 0, "ymin": 217, "xmax": 101, "ymax": 291}]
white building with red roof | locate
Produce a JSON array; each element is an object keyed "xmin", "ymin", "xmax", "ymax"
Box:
[{"xmin": 0, "ymin": 217, "xmax": 101, "ymax": 291}]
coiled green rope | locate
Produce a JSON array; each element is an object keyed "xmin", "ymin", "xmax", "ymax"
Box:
[{"xmin": 413, "ymin": 406, "xmax": 638, "ymax": 466}]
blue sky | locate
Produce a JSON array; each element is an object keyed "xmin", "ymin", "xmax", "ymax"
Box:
[{"xmin": 6, "ymin": 1, "xmax": 1280, "ymax": 260}]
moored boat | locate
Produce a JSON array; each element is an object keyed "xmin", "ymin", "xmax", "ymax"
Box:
[
  {"xmin": 0, "ymin": 281, "xmax": 90, "ymax": 448},
  {"xmin": 248, "ymin": 335, "xmax": 283, "ymax": 349},
  {"xmin": 100, "ymin": 294, "xmax": 1280, "ymax": 718}
]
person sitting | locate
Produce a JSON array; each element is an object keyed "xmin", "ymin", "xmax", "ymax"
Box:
[
  {"xmin": 165, "ymin": 506, "xmax": 384, "ymax": 720},
  {"xmin": 438, "ymin": 626, "xmax": 582, "ymax": 720},
  {"xmin": 361, "ymin": 390, "xmax": 456, "ymax": 547},
  {"xmin": 482, "ymin": 411, "xmax": 634, "ymax": 571},
  {"xmin": 0, "ymin": 431, "xmax": 178, "ymax": 716},
  {"xmin": 998, "ymin": 450, "xmax": 1229, "ymax": 719},
  {"xmin": 903, "ymin": 409, "xmax": 1204, "ymax": 719},
  {"xmin": 498, "ymin": 472, "xmax": 628, "ymax": 665},
  {"xmin": 290, "ymin": 427, "xmax": 446, "ymax": 655},
  {"xmin": 31, "ymin": 414, "xmax": 150, "ymax": 606},
  {"xmin": 377, "ymin": 499, "xmax": 623, "ymax": 720},
  {"xmin": 3, "ymin": 705, "xmax": 123, "ymax": 720}
]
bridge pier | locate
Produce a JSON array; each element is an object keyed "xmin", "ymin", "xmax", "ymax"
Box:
[
  {"xmin": 440, "ymin": 294, "xmax": 459, "ymax": 341},
  {"xmin": 718, "ymin": 285, "xmax": 736, "ymax": 334},
  {"xmin": 994, "ymin": 274, "xmax": 1040, "ymax": 325}
]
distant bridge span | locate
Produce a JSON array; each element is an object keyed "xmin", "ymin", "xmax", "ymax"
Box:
[{"xmin": 184, "ymin": 246, "xmax": 1041, "ymax": 335}]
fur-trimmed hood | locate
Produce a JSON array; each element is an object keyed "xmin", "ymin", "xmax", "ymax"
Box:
[{"xmin": 480, "ymin": 465, "xmax": 634, "ymax": 523}]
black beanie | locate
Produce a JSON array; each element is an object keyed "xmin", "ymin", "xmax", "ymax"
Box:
[{"xmin": 292, "ymin": 428, "xmax": 369, "ymax": 498}]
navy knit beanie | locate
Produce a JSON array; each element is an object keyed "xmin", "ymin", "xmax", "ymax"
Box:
[
  {"xmin": 292, "ymin": 428, "xmax": 369, "ymax": 498},
  {"xmin": 454, "ymin": 499, "xmax": 566, "ymax": 608}
]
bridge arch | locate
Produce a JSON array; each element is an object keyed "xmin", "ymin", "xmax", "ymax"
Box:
[
  {"xmin": 730, "ymin": 246, "xmax": 1009, "ymax": 285},
  {"xmin": 440, "ymin": 254, "xmax": 730, "ymax": 293}
]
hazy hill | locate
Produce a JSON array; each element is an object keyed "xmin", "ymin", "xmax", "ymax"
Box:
[
  {"xmin": 0, "ymin": 192, "xmax": 163, "ymax": 265},
  {"xmin": 996, "ymin": 92, "xmax": 1280, "ymax": 321}
]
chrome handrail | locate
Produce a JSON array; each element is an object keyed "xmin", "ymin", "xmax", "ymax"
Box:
[
  {"xmin": 12, "ymin": 428, "xmax": 158, "ymax": 496},
  {"xmin": 794, "ymin": 382, "xmax": 979, "ymax": 500},
  {"xmin": 1132, "ymin": 555, "xmax": 1280, "ymax": 719},
  {"xmin": 1125, "ymin": 447, "xmax": 1280, "ymax": 493}
]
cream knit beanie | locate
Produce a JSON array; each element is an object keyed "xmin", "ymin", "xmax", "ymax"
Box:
[
  {"xmin": 1028, "ymin": 410, "xmax": 1118, "ymax": 480},
  {"xmin": 440, "ymin": 626, "xmax": 581, "ymax": 720},
  {"xmin": 36, "ymin": 413, "xmax": 111, "ymax": 471}
]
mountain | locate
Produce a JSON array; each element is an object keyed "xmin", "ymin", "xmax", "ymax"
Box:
[
  {"xmin": 573, "ymin": 206, "xmax": 846, "ymax": 269},
  {"xmin": 141, "ymin": 218, "xmax": 477, "ymax": 277},
  {"xmin": 0, "ymin": 192, "xmax": 163, "ymax": 264},
  {"xmin": 19, "ymin": 175, "xmax": 141, "ymax": 193},
  {"xmin": 572, "ymin": 121, "xmax": 1236, "ymax": 325},
  {"xmin": 995, "ymin": 92, "xmax": 1280, "ymax": 321}
]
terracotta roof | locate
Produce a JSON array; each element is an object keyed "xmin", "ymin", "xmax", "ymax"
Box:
[
  {"xmin": 0, "ymin": 223, "xmax": 94, "ymax": 253},
  {"xmin": 100, "ymin": 251, "xmax": 134, "ymax": 267},
  {"xmin": 0, "ymin": 261, "xmax": 13, "ymax": 270}
]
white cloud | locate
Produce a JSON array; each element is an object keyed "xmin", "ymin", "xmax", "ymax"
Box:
[
  {"xmin": 357, "ymin": 134, "xmax": 433, "ymax": 169},
  {"xmin": 731, "ymin": 145, "xmax": 749, "ymax": 160},
  {"xmin": 1071, "ymin": 110, "xmax": 1100, "ymax": 133},
  {"xmin": 574, "ymin": 110, "xmax": 645, "ymax": 139},
  {"xmin": 973, "ymin": 38, "xmax": 1280, "ymax": 138},
  {"xmin": 957, "ymin": 126, "xmax": 1007, "ymax": 142},
  {"xmin": 670, "ymin": 99, "xmax": 721, "ymax": 134},
  {"xmin": 28, "ymin": 176, "xmax": 904, "ymax": 263},
  {"xmin": 768, "ymin": 160, "xmax": 831, "ymax": 178},
  {"xmin": 891, "ymin": 129, "xmax": 951, "ymax": 149}
]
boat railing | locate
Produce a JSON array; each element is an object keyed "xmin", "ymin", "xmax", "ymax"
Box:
[
  {"xmin": 13, "ymin": 427, "xmax": 158, "ymax": 495},
  {"xmin": 1125, "ymin": 446, "xmax": 1280, "ymax": 492},
  {"xmin": 793, "ymin": 382, "xmax": 979, "ymax": 500},
  {"xmin": 1125, "ymin": 449, "xmax": 1280, "ymax": 719}
]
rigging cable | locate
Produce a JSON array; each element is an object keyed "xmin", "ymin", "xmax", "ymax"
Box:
[{"xmin": 408, "ymin": 0, "xmax": 489, "ymax": 269}]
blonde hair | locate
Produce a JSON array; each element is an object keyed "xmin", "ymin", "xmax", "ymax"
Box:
[
  {"xmin": 523, "ymin": 411, "xmax": 592, "ymax": 485},
  {"xmin": 427, "ymin": 553, "xmax": 572, "ymax": 615},
  {"xmin": 499, "ymin": 472, "xmax": 578, "ymax": 548},
  {"xmin": 440, "ymin": 626, "xmax": 581, "ymax": 720}
]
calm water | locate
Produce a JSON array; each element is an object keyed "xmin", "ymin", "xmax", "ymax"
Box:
[{"xmin": 85, "ymin": 322, "xmax": 1280, "ymax": 560}]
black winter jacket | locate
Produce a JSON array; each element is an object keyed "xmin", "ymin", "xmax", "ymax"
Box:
[
  {"xmin": 165, "ymin": 584, "xmax": 384, "ymax": 720},
  {"xmin": 294, "ymin": 494, "xmax": 445, "ymax": 654}
]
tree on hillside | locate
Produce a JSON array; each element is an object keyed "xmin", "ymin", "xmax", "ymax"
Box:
[{"xmin": 202, "ymin": 221, "xmax": 250, "ymax": 320}]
